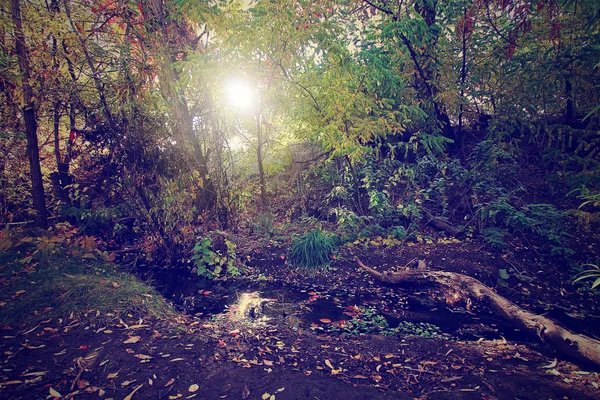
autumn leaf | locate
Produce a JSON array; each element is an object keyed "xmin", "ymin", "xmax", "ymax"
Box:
[
  {"xmin": 319, "ymin": 318, "xmax": 331, "ymax": 323},
  {"xmin": 123, "ymin": 383, "xmax": 144, "ymax": 400},
  {"xmin": 49, "ymin": 387, "xmax": 63, "ymax": 398},
  {"xmin": 188, "ymin": 384, "xmax": 199, "ymax": 392},
  {"xmin": 123, "ymin": 336, "xmax": 141, "ymax": 344},
  {"xmin": 107, "ymin": 372, "xmax": 119, "ymax": 379},
  {"xmin": 164, "ymin": 378, "xmax": 175, "ymax": 387}
]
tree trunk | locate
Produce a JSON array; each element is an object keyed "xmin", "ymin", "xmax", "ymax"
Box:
[
  {"xmin": 256, "ymin": 113, "xmax": 268, "ymax": 209},
  {"xmin": 11, "ymin": 0, "xmax": 47, "ymax": 229},
  {"xmin": 356, "ymin": 256, "xmax": 600, "ymax": 367}
]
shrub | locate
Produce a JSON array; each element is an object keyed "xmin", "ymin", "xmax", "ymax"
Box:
[
  {"xmin": 289, "ymin": 229, "xmax": 337, "ymax": 272},
  {"xmin": 191, "ymin": 236, "xmax": 239, "ymax": 278}
]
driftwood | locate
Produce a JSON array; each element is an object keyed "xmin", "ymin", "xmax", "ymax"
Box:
[{"xmin": 355, "ymin": 256, "xmax": 600, "ymax": 367}]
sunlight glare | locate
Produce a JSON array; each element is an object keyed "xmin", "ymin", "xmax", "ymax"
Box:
[{"xmin": 227, "ymin": 78, "xmax": 255, "ymax": 112}]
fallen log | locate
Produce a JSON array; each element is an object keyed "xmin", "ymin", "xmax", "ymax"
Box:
[
  {"xmin": 355, "ymin": 256, "xmax": 600, "ymax": 367},
  {"xmin": 422, "ymin": 209, "xmax": 461, "ymax": 236}
]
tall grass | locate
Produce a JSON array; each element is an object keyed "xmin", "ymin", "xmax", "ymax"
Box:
[{"xmin": 289, "ymin": 229, "xmax": 337, "ymax": 272}]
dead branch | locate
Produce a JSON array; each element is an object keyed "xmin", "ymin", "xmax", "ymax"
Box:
[{"xmin": 355, "ymin": 256, "xmax": 600, "ymax": 367}]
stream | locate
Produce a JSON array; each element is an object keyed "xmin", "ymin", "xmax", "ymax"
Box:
[{"xmin": 138, "ymin": 266, "xmax": 536, "ymax": 343}]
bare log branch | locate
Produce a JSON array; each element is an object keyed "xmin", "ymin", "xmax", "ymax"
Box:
[{"xmin": 355, "ymin": 256, "xmax": 600, "ymax": 367}]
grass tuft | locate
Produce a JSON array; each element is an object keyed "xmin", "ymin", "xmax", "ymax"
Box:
[{"xmin": 289, "ymin": 229, "xmax": 337, "ymax": 272}]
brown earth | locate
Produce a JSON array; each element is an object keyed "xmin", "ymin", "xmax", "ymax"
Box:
[{"xmin": 2, "ymin": 228, "xmax": 600, "ymax": 399}]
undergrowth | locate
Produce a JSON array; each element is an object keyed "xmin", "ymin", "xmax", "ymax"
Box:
[{"xmin": 0, "ymin": 248, "xmax": 174, "ymax": 325}]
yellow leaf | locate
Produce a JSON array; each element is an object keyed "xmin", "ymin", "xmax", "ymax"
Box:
[
  {"xmin": 49, "ymin": 387, "xmax": 63, "ymax": 398},
  {"xmin": 123, "ymin": 383, "xmax": 144, "ymax": 400},
  {"xmin": 107, "ymin": 372, "xmax": 119, "ymax": 379},
  {"xmin": 324, "ymin": 359, "xmax": 334, "ymax": 370},
  {"xmin": 188, "ymin": 384, "xmax": 199, "ymax": 393},
  {"xmin": 128, "ymin": 324, "xmax": 149, "ymax": 329},
  {"xmin": 123, "ymin": 336, "xmax": 141, "ymax": 344}
]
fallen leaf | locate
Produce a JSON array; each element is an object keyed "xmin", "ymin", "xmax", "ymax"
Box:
[
  {"xmin": 98, "ymin": 388, "xmax": 105, "ymax": 396},
  {"xmin": 127, "ymin": 324, "xmax": 149, "ymax": 329},
  {"xmin": 107, "ymin": 372, "xmax": 119, "ymax": 379},
  {"xmin": 20, "ymin": 367, "xmax": 42, "ymax": 376},
  {"xmin": 546, "ymin": 369, "xmax": 561, "ymax": 376},
  {"xmin": 542, "ymin": 358, "xmax": 557, "ymax": 369},
  {"xmin": 49, "ymin": 387, "xmax": 63, "ymax": 398},
  {"xmin": 261, "ymin": 393, "xmax": 270, "ymax": 400},
  {"xmin": 264, "ymin": 360, "xmax": 273, "ymax": 366},
  {"xmin": 352, "ymin": 375, "xmax": 368, "ymax": 379},
  {"xmin": 123, "ymin": 336, "xmax": 141, "ymax": 344},
  {"xmin": 165, "ymin": 378, "xmax": 175, "ymax": 387},
  {"xmin": 134, "ymin": 354, "xmax": 152, "ymax": 360},
  {"xmin": 170, "ymin": 358, "xmax": 185, "ymax": 362},
  {"xmin": 123, "ymin": 383, "xmax": 144, "ymax": 400},
  {"xmin": 111, "ymin": 282, "xmax": 120, "ymax": 288},
  {"xmin": 319, "ymin": 319, "xmax": 331, "ymax": 323},
  {"xmin": 188, "ymin": 384, "xmax": 199, "ymax": 393},
  {"xmin": 22, "ymin": 343, "xmax": 45, "ymax": 349},
  {"xmin": 325, "ymin": 359, "xmax": 334, "ymax": 370},
  {"xmin": 15, "ymin": 290, "xmax": 26, "ymax": 296}
]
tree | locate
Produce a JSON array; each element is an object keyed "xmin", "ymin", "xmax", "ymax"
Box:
[{"xmin": 10, "ymin": 0, "xmax": 47, "ymax": 228}]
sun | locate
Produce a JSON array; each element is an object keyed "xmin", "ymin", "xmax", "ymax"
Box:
[{"xmin": 226, "ymin": 78, "xmax": 255, "ymax": 112}]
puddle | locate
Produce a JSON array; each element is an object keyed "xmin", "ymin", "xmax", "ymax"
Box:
[{"xmin": 139, "ymin": 267, "xmax": 538, "ymax": 342}]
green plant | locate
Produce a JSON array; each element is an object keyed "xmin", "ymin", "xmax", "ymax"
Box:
[
  {"xmin": 331, "ymin": 306, "xmax": 396, "ymax": 336},
  {"xmin": 574, "ymin": 264, "xmax": 600, "ymax": 290},
  {"xmin": 483, "ymin": 227, "xmax": 508, "ymax": 250},
  {"xmin": 191, "ymin": 236, "xmax": 239, "ymax": 278},
  {"xmin": 289, "ymin": 229, "xmax": 337, "ymax": 272},
  {"xmin": 395, "ymin": 321, "xmax": 444, "ymax": 339},
  {"xmin": 253, "ymin": 212, "xmax": 275, "ymax": 237},
  {"xmin": 568, "ymin": 188, "xmax": 600, "ymax": 229},
  {"xmin": 331, "ymin": 207, "xmax": 370, "ymax": 241}
]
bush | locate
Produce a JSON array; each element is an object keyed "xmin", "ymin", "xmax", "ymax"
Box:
[{"xmin": 289, "ymin": 229, "xmax": 337, "ymax": 272}]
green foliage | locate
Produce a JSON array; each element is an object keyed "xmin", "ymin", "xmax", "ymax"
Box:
[
  {"xmin": 331, "ymin": 307, "xmax": 395, "ymax": 336},
  {"xmin": 478, "ymin": 197, "xmax": 572, "ymax": 255},
  {"xmin": 289, "ymin": 229, "xmax": 337, "ymax": 272},
  {"xmin": 573, "ymin": 264, "xmax": 600, "ymax": 290},
  {"xmin": 331, "ymin": 207, "xmax": 370, "ymax": 242},
  {"xmin": 395, "ymin": 321, "xmax": 445, "ymax": 339},
  {"xmin": 191, "ymin": 236, "xmax": 239, "ymax": 278},
  {"xmin": 483, "ymin": 227, "xmax": 508, "ymax": 251},
  {"xmin": 0, "ymin": 247, "xmax": 173, "ymax": 325},
  {"xmin": 568, "ymin": 188, "xmax": 600, "ymax": 229}
]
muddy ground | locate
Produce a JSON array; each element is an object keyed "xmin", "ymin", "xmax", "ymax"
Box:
[{"xmin": 1, "ymin": 230, "xmax": 600, "ymax": 399}]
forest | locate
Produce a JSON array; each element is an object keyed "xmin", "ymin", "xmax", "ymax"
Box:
[{"xmin": 1, "ymin": 0, "xmax": 600, "ymax": 398}]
